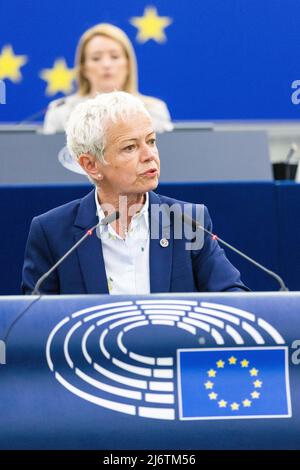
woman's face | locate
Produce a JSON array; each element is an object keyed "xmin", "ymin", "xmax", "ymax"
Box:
[
  {"xmin": 82, "ymin": 35, "xmax": 129, "ymax": 94},
  {"xmin": 97, "ymin": 112, "xmax": 160, "ymax": 197}
]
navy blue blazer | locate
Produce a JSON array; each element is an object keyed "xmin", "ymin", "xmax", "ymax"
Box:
[{"xmin": 21, "ymin": 190, "xmax": 248, "ymax": 294}]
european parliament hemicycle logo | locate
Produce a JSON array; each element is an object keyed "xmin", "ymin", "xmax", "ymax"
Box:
[{"xmin": 46, "ymin": 299, "xmax": 291, "ymax": 421}]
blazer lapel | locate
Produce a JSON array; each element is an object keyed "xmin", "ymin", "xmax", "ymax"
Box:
[
  {"xmin": 73, "ymin": 190, "xmax": 173, "ymax": 294},
  {"xmin": 149, "ymin": 192, "xmax": 173, "ymax": 293},
  {"xmin": 73, "ymin": 190, "xmax": 109, "ymax": 294}
]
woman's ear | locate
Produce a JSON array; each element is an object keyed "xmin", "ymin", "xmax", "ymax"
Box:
[{"xmin": 78, "ymin": 153, "xmax": 101, "ymax": 180}]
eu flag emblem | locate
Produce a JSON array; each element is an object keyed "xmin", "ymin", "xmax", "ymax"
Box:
[{"xmin": 177, "ymin": 347, "xmax": 291, "ymax": 420}]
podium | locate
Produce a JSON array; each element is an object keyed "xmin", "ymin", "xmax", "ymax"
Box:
[
  {"xmin": 0, "ymin": 129, "xmax": 271, "ymax": 184},
  {"xmin": 0, "ymin": 293, "xmax": 299, "ymax": 450}
]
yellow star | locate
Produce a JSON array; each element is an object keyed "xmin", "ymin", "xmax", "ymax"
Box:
[
  {"xmin": 0, "ymin": 45, "xmax": 27, "ymax": 82},
  {"xmin": 249, "ymin": 368, "xmax": 259, "ymax": 376},
  {"xmin": 218, "ymin": 399, "xmax": 227, "ymax": 408},
  {"xmin": 207, "ymin": 369, "xmax": 217, "ymax": 378},
  {"xmin": 130, "ymin": 7, "xmax": 172, "ymax": 43},
  {"xmin": 228, "ymin": 356, "xmax": 237, "ymax": 365},
  {"xmin": 240, "ymin": 359, "xmax": 249, "ymax": 368},
  {"xmin": 253, "ymin": 380, "xmax": 263, "ymax": 388},
  {"xmin": 242, "ymin": 399, "xmax": 252, "ymax": 407},
  {"xmin": 208, "ymin": 392, "xmax": 218, "ymax": 400},
  {"xmin": 230, "ymin": 402, "xmax": 240, "ymax": 411},
  {"xmin": 216, "ymin": 360, "xmax": 225, "ymax": 368},
  {"xmin": 40, "ymin": 58, "xmax": 75, "ymax": 96},
  {"xmin": 204, "ymin": 381, "xmax": 214, "ymax": 390},
  {"xmin": 251, "ymin": 391, "xmax": 260, "ymax": 399}
]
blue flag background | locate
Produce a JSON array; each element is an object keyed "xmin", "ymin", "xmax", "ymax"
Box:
[
  {"xmin": 178, "ymin": 347, "xmax": 291, "ymax": 420},
  {"xmin": 1, "ymin": 0, "xmax": 300, "ymax": 122}
]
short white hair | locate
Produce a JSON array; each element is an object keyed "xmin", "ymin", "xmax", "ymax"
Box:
[{"xmin": 66, "ymin": 91, "xmax": 151, "ymax": 164}]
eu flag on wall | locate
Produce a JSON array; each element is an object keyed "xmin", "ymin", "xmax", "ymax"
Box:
[{"xmin": 177, "ymin": 347, "xmax": 291, "ymax": 420}]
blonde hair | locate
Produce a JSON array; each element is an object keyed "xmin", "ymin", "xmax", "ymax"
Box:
[{"xmin": 75, "ymin": 23, "xmax": 138, "ymax": 96}]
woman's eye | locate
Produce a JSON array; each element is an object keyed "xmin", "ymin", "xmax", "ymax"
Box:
[
  {"xmin": 148, "ymin": 139, "xmax": 156, "ymax": 146},
  {"xmin": 124, "ymin": 145, "xmax": 135, "ymax": 152}
]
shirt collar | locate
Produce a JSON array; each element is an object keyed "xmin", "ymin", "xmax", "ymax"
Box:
[{"xmin": 95, "ymin": 190, "xmax": 149, "ymax": 233}]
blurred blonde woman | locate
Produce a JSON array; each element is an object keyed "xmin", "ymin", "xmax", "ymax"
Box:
[{"xmin": 43, "ymin": 23, "xmax": 172, "ymax": 134}]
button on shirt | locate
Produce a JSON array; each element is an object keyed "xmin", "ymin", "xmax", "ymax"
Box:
[{"xmin": 95, "ymin": 191, "xmax": 150, "ymax": 295}]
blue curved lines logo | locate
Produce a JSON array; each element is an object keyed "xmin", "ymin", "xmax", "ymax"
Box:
[{"xmin": 45, "ymin": 300, "xmax": 290, "ymax": 421}]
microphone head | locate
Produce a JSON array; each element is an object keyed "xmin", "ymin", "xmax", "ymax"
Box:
[
  {"xmin": 291, "ymin": 142, "xmax": 298, "ymax": 153},
  {"xmin": 101, "ymin": 211, "xmax": 120, "ymax": 226},
  {"xmin": 52, "ymin": 98, "xmax": 66, "ymax": 108},
  {"xmin": 286, "ymin": 143, "xmax": 298, "ymax": 162}
]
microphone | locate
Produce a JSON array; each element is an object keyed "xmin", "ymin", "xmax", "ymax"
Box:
[
  {"xmin": 3, "ymin": 211, "xmax": 119, "ymax": 343},
  {"xmin": 285, "ymin": 143, "xmax": 298, "ymax": 179},
  {"xmin": 17, "ymin": 99, "xmax": 67, "ymax": 126},
  {"xmin": 17, "ymin": 106, "xmax": 49, "ymax": 126},
  {"xmin": 182, "ymin": 213, "xmax": 289, "ymax": 291},
  {"xmin": 285, "ymin": 143, "xmax": 298, "ymax": 164},
  {"xmin": 32, "ymin": 211, "xmax": 119, "ymax": 295}
]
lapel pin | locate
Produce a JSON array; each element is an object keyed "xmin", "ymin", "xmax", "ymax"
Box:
[{"xmin": 160, "ymin": 238, "xmax": 169, "ymax": 248}]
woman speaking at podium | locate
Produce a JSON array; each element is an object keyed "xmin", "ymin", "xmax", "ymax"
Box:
[{"xmin": 22, "ymin": 91, "xmax": 248, "ymax": 295}]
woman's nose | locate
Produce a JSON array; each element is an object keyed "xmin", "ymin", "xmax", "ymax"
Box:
[
  {"xmin": 101, "ymin": 56, "xmax": 113, "ymax": 67},
  {"xmin": 140, "ymin": 145, "xmax": 157, "ymax": 161}
]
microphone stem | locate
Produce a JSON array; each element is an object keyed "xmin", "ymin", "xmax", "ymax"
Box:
[
  {"xmin": 198, "ymin": 224, "xmax": 289, "ymax": 292},
  {"xmin": 31, "ymin": 210, "xmax": 119, "ymax": 296},
  {"xmin": 32, "ymin": 222, "xmax": 98, "ymax": 295},
  {"xmin": 19, "ymin": 107, "xmax": 48, "ymax": 125}
]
